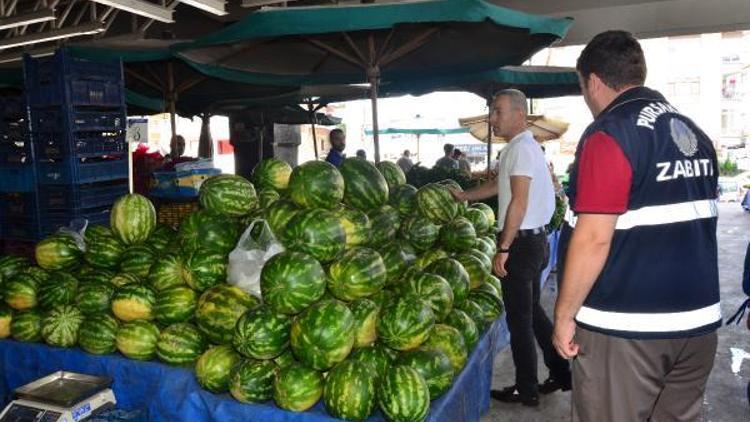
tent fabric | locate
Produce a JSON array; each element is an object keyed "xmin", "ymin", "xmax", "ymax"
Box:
[{"xmin": 365, "ymin": 127, "xmax": 469, "ymax": 136}]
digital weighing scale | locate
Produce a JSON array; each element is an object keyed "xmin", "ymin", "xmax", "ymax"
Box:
[{"xmin": 0, "ymin": 371, "xmax": 116, "ymax": 422}]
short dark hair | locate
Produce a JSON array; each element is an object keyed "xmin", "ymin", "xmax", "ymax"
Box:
[
  {"xmin": 443, "ymin": 143, "xmax": 455, "ymax": 155},
  {"xmin": 330, "ymin": 128, "xmax": 345, "ymax": 140},
  {"xmin": 577, "ymin": 30, "xmax": 646, "ymax": 90}
]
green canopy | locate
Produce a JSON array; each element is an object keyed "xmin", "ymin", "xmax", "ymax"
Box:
[{"xmin": 365, "ymin": 127, "xmax": 469, "ymax": 136}]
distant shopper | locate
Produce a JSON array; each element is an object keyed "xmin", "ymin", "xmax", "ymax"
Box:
[
  {"xmin": 435, "ymin": 143, "xmax": 458, "ymax": 170},
  {"xmin": 325, "ymin": 129, "xmax": 346, "ymax": 167},
  {"xmin": 454, "ymin": 149, "xmax": 471, "ymax": 175},
  {"xmin": 397, "ymin": 149, "xmax": 414, "ymax": 173},
  {"xmin": 356, "ymin": 149, "xmax": 367, "ymax": 160},
  {"xmin": 162, "ymin": 135, "xmax": 196, "ymax": 171}
]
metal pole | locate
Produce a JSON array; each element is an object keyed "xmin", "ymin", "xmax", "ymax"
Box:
[
  {"xmin": 259, "ymin": 112, "xmax": 264, "ymax": 161},
  {"xmin": 486, "ymin": 101, "xmax": 492, "ymax": 177},
  {"xmin": 309, "ymin": 104, "xmax": 319, "ymax": 160},
  {"xmin": 368, "ymin": 66, "xmax": 381, "ymax": 164},
  {"xmin": 167, "ymin": 61, "xmax": 177, "ymax": 142}
]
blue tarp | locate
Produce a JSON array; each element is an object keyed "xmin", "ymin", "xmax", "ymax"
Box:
[{"xmin": 0, "ymin": 319, "xmax": 508, "ymax": 421}]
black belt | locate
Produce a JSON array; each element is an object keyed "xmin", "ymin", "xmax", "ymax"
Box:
[{"xmin": 496, "ymin": 226, "xmax": 547, "ymax": 243}]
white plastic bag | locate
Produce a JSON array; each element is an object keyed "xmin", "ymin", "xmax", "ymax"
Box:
[
  {"xmin": 228, "ymin": 219, "xmax": 285, "ymax": 297},
  {"xmin": 59, "ymin": 218, "xmax": 89, "ymax": 253}
]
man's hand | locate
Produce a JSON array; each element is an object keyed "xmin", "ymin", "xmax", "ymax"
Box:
[
  {"xmin": 493, "ymin": 252, "xmax": 508, "ymax": 277},
  {"xmin": 449, "ymin": 188, "xmax": 466, "ymax": 202},
  {"xmin": 553, "ymin": 317, "xmax": 579, "ymax": 359}
]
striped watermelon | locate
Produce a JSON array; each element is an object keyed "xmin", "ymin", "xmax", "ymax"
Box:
[
  {"xmin": 456, "ymin": 254, "xmax": 489, "ymax": 289},
  {"xmin": 0, "ymin": 305, "xmax": 12, "ymax": 338},
  {"xmin": 416, "ymin": 183, "xmax": 458, "ymax": 225},
  {"xmin": 290, "ymin": 300, "xmax": 355, "ymax": 371},
  {"xmin": 468, "ymin": 290, "xmax": 504, "ymax": 323},
  {"xmin": 425, "ymin": 258, "xmax": 471, "ymax": 307},
  {"xmin": 179, "ymin": 210, "xmax": 239, "ymax": 256},
  {"xmin": 260, "ymin": 251, "xmax": 327, "ymax": 315},
  {"xmin": 200, "ymin": 174, "xmax": 258, "ymax": 217},
  {"xmin": 252, "ymin": 158, "xmax": 293, "ymax": 192},
  {"xmin": 38, "ymin": 272, "xmax": 78, "ymax": 309},
  {"xmin": 389, "ymin": 184, "xmax": 418, "ymax": 217},
  {"xmin": 154, "ymin": 286, "xmax": 198, "ymax": 324},
  {"xmin": 481, "ymin": 235, "xmax": 497, "ymax": 252},
  {"xmin": 288, "ymin": 160, "xmax": 345, "ymax": 210},
  {"xmin": 35, "ymin": 234, "xmax": 83, "ymax": 271},
  {"xmin": 340, "ymin": 158, "xmax": 389, "ymax": 211},
  {"xmin": 370, "ymin": 289, "xmax": 395, "ymax": 310},
  {"xmin": 459, "ymin": 300, "xmax": 487, "ymax": 330},
  {"xmin": 324, "ymin": 360, "xmax": 377, "ymax": 421},
  {"xmin": 182, "ymin": 250, "xmax": 226, "ymax": 292},
  {"xmin": 397, "ymin": 349, "xmax": 454, "ymax": 399},
  {"xmin": 274, "ymin": 349, "xmax": 297, "ymax": 369},
  {"xmin": 465, "ymin": 208, "xmax": 490, "ymax": 235},
  {"xmin": 111, "ymin": 284, "xmax": 156, "ymax": 322},
  {"xmin": 443, "ymin": 309, "xmax": 479, "ymax": 350},
  {"xmin": 42, "ymin": 305, "xmax": 84, "ymax": 348},
  {"xmin": 376, "ymin": 161, "xmax": 407, "ymax": 191},
  {"xmin": 78, "ymin": 270, "xmax": 115, "ymax": 286},
  {"xmin": 4, "ymin": 273, "xmax": 39, "ymax": 311},
  {"xmin": 116, "ymin": 320, "xmax": 160, "ymax": 360},
  {"xmin": 401, "ymin": 216, "xmax": 441, "ymax": 252},
  {"xmin": 328, "ymin": 247, "xmax": 387, "ymax": 302},
  {"xmin": 335, "ymin": 206, "xmax": 371, "ymax": 247},
  {"xmin": 147, "ymin": 224, "xmax": 177, "ymax": 254},
  {"xmin": 474, "ymin": 237, "xmax": 496, "ymax": 259},
  {"xmin": 349, "ymin": 298, "xmax": 380, "ymax": 348},
  {"xmin": 422, "ymin": 324, "xmax": 467, "ymax": 372},
  {"xmin": 230, "ymin": 359, "xmax": 278, "ymax": 403},
  {"xmin": 110, "ymin": 194, "xmax": 156, "ymax": 245},
  {"xmin": 119, "ymin": 246, "xmax": 156, "ymax": 279},
  {"xmin": 283, "ymin": 208, "xmax": 346, "ymax": 263},
  {"xmin": 377, "ymin": 365, "xmax": 430, "ymax": 422},
  {"xmin": 403, "ymin": 273, "xmax": 454, "ymax": 322},
  {"xmin": 476, "ymin": 281, "xmax": 501, "ymax": 298},
  {"xmin": 11, "ymin": 310, "xmax": 42, "ymax": 342},
  {"xmin": 195, "ymin": 345, "xmax": 242, "ymax": 393},
  {"xmin": 78, "ymin": 314, "xmax": 119, "ymax": 355},
  {"xmin": 196, "ymin": 285, "xmax": 260, "ymax": 345},
  {"xmin": 148, "ymin": 255, "xmax": 185, "ymax": 292},
  {"xmin": 258, "ymin": 189, "xmax": 281, "ymax": 209},
  {"xmin": 349, "ymin": 344, "xmax": 393, "ymax": 377},
  {"xmin": 415, "ymin": 249, "xmax": 449, "ymax": 270},
  {"xmin": 25, "ymin": 267, "xmax": 50, "ymax": 283},
  {"xmin": 84, "ymin": 226, "xmax": 125, "ymax": 270},
  {"xmin": 233, "ymin": 307, "xmax": 291, "ymax": 360},
  {"xmin": 377, "ymin": 295, "xmax": 435, "ymax": 352},
  {"xmin": 380, "ymin": 241, "xmax": 417, "ymax": 286},
  {"xmin": 156, "ymin": 323, "xmax": 208, "ymax": 366},
  {"xmin": 439, "ymin": 217, "xmax": 477, "ymax": 253},
  {"xmin": 368, "ymin": 205, "xmax": 401, "ymax": 245},
  {"xmin": 110, "ymin": 273, "xmax": 140, "ymax": 288},
  {"xmin": 273, "ymin": 363, "xmax": 324, "ymax": 412},
  {"xmin": 470, "ymin": 203, "xmax": 496, "ymax": 230},
  {"xmin": 438, "ymin": 179, "xmax": 468, "ymax": 216},
  {"xmin": 0, "ymin": 256, "xmax": 28, "ymax": 279},
  {"xmin": 265, "ymin": 199, "xmax": 300, "ymax": 239},
  {"xmin": 467, "ymin": 249, "xmax": 492, "ymax": 273},
  {"xmin": 485, "ymin": 275, "xmax": 503, "ymax": 299}
]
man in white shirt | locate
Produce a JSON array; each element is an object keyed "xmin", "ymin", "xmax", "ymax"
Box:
[
  {"xmin": 397, "ymin": 149, "xmax": 414, "ymax": 173},
  {"xmin": 452, "ymin": 89, "xmax": 570, "ymax": 406}
]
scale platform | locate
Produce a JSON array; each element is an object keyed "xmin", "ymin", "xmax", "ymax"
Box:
[{"xmin": 0, "ymin": 371, "xmax": 116, "ymax": 422}]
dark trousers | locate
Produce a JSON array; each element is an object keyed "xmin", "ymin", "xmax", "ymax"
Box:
[{"xmin": 501, "ymin": 232, "xmax": 571, "ymax": 397}]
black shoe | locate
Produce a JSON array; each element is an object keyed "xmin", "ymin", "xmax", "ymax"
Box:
[
  {"xmin": 490, "ymin": 385, "xmax": 539, "ymax": 407},
  {"xmin": 538, "ymin": 377, "xmax": 572, "ymax": 394}
]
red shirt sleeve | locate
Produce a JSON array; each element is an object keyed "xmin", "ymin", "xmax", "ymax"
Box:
[{"xmin": 574, "ymin": 131, "xmax": 632, "ymax": 214}]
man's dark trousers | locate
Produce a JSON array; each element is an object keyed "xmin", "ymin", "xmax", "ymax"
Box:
[{"xmin": 501, "ymin": 231, "xmax": 570, "ymax": 397}]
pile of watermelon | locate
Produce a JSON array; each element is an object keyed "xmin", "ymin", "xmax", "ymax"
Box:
[{"xmin": 0, "ymin": 156, "xmax": 504, "ymax": 422}]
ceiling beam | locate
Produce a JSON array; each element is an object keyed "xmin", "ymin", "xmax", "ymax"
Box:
[
  {"xmin": 242, "ymin": 0, "xmax": 300, "ymax": 7},
  {"xmin": 0, "ymin": 21, "xmax": 104, "ymax": 50},
  {"xmin": 178, "ymin": 0, "xmax": 227, "ymax": 16},
  {"xmin": 90, "ymin": 0, "xmax": 174, "ymax": 23},
  {"xmin": 0, "ymin": 8, "xmax": 55, "ymax": 31}
]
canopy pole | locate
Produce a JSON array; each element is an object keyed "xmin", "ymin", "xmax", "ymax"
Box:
[
  {"xmin": 368, "ymin": 65, "xmax": 381, "ymax": 164},
  {"xmin": 167, "ymin": 61, "xmax": 177, "ymax": 142},
  {"xmin": 486, "ymin": 99, "xmax": 492, "ymax": 177},
  {"xmin": 259, "ymin": 112, "xmax": 265, "ymax": 161},
  {"xmin": 308, "ymin": 103, "xmax": 319, "ymax": 160}
]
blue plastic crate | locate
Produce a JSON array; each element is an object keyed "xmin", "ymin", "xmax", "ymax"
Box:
[
  {"xmin": 0, "ymin": 165, "xmax": 37, "ymax": 192},
  {"xmin": 36, "ymin": 157, "xmax": 128, "ymax": 185},
  {"xmin": 0, "ymin": 140, "xmax": 32, "ymax": 165},
  {"xmin": 0, "ymin": 192, "xmax": 38, "ymax": 219},
  {"xmin": 29, "ymin": 109, "xmax": 64, "ymax": 132},
  {"xmin": 34, "ymin": 132, "xmax": 126, "ymax": 160},
  {"xmin": 38, "ymin": 180, "xmax": 128, "ymax": 210},
  {"xmin": 0, "ymin": 215, "xmax": 44, "ymax": 241},
  {"xmin": 30, "ymin": 109, "xmax": 126, "ymax": 133}
]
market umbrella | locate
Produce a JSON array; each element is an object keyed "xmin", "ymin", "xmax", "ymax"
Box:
[{"xmin": 173, "ymin": 0, "xmax": 572, "ymax": 162}]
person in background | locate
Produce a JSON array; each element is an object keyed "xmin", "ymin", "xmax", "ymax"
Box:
[
  {"xmin": 325, "ymin": 129, "xmax": 346, "ymax": 167},
  {"xmin": 435, "ymin": 143, "xmax": 459, "ymax": 170},
  {"xmin": 162, "ymin": 135, "xmax": 196, "ymax": 171},
  {"xmin": 356, "ymin": 149, "xmax": 367, "ymax": 160},
  {"xmin": 454, "ymin": 149, "xmax": 472, "ymax": 175},
  {"xmin": 397, "ymin": 149, "xmax": 414, "ymax": 173}
]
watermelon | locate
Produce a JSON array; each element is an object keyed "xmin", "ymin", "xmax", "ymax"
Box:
[
  {"xmin": 340, "ymin": 158, "xmax": 389, "ymax": 211},
  {"xmin": 468, "ymin": 290, "xmax": 504, "ymax": 323},
  {"xmin": 459, "ymin": 300, "xmax": 487, "ymax": 329},
  {"xmin": 258, "ymin": 189, "xmax": 281, "ymax": 209},
  {"xmin": 38, "ymin": 272, "xmax": 78, "ymax": 309},
  {"xmin": 416, "ymin": 183, "xmax": 458, "ymax": 224},
  {"xmin": 42, "ymin": 305, "xmax": 84, "ymax": 348},
  {"xmin": 265, "ymin": 199, "xmax": 300, "ymax": 239},
  {"xmin": 439, "ymin": 217, "xmax": 477, "ymax": 253},
  {"xmin": 474, "ymin": 237, "xmax": 495, "ymax": 259},
  {"xmin": 443, "ymin": 309, "xmax": 479, "ymax": 350},
  {"xmin": 111, "ymin": 284, "xmax": 156, "ymax": 322},
  {"xmin": 456, "ymin": 254, "xmax": 489, "ymax": 289},
  {"xmin": 78, "ymin": 270, "xmax": 114, "ymax": 287},
  {"xmin": 467, "ymin": 249, "xmax": 492, "ymax": 273},
  {"xmin": 368, "ymin": 205, "xmax": 401, "ymax": 245},
  {"xmin": 274, "ymin": 363, "xmax": 324, "ymax": 412},
  {"xmin": 78, "ymin": 314, "xmax": 119, "ymax": 355},
  {"xmin": 25, "ymin": 267, "xmax": 50, "ymax": 283},
  {"xmin": 11, "ymin": 310, "xmax": 42, "ymax": 342},
  {"xmin": 415, "ymin": 249, "xmax": 448, "ymax": 270},
  {"xmin": 233, "ymin": 307, "xmax": 291, "ymax": 360},
  {"xmin": 200, "ymin": 174, "xmax": 258, "ymax": 217},
  {"xmin": 380, "ymin": 241, "xmax": 417, "ymax": 285},
  {"xmin": 377, "ymin": 161, "xmax": 407, "ymax": 191},
  {"xmin": 110, "ymin": 273, "xmax": 140, "ymax": 287},
  {"xmin": 377, "ymin": 365, "xmax": 430, "ymax": 422},
  {"xmin": 476, "ymin": 281, "xmax": 501, "ymax": 299},
  {"xmin": 397, "ymin": 349, "xmax": 454, "ymax": 399},
  {"xmin": 116, "ymin": 320, "xmax": 160, "ymax": 360},
  {"xmin": 230, "ymin": 359, "xmax": 278, "ymax": 403},
  {"xmin": 156, "ymin": 323, "xmax": 208, "ymax": 366},
  {"xmin": 274, "ymin": 349, "xmax": 296, "ymax": 369},
  {"xmin": 425, "ymin": 258, "xmax": 471, "ymax": 307},
  {"xmin": 183, "ymin": 251, "xmax": 227, "ymax": 292},
  {"xmin": 4, "ymin": 273, "xmax": 39, "ymax": 310},
  {"xmin": 0, "ymin": 305, "xmax": 12, "ymax": 338},
  {"xmin": 377, "ymin": 295, "xmax": 435, "ymax": 351},
  {"xmin": 196, "ymin": 345, "xmax": 242, "ymax": 393},
  {"xmin": 110, "ymin": 194, "xmax": 156, "ymax": 245},
  {"xmin": 0, "ymin": 256, "xmax": 28, "ymax": 279},
  {"xmin": 485, "ymin": 275, "xmax": 503, "ymax": 299},
  {"xmin": 470, "ymin": 202, "xmax": 496, "ymax": 229},
  {"xmin": 260, "ymin": 251, "xmax": 327, "ymax": 315},
  {"xmin": 179, "ymin": 210, "xmax": 239, "ymax": 256},
  {"xmin": 335, "ymin": 206, "xmax": 371, "ymax": 247},
  {"xmin": 196, "ymin": 285, "xmax": 260, "ymax": 345},
  {"xmin": 252, "ymin": 158, "xmax": 293, "ymax": 192},
  {"xmin": 349, "ymin": 344, "xmax": 393, "ymax": 377},
  {"xmin": 290, "ymin": 300, "xmax": 355, "ymax": 371},
  {"xmin": 154, "ymin": 286, "xmax": 198, "ymax": 324},
  {"xmin": 119, "ymin": 246, "xmax": 156, "ymax": 279},
  {"xmin": 370, "ymin": 289, "xmax": 395, "ymax": 310},
  {"xmin": 324, "ymin": 360, "xmax": 377, "ymax": 421},
  {"xmin": 76, "ymin": 284, "xmax": 114, "ymax": 317},
  {"xmin": 35, "ymin": 234, "xmax": 83, "ymax": 271},
  {"xmin": 481, "ymin": 235, "xmax": 497, "ymax": 252},
  {"xmin": 465, "ymin": 208, "xmax": 490, "ymax": 235},
  {"xmin": 328, "ymin": 247, "xmax": 387, "ymax": 302},
  {"xmin": 403, "ymin": 273, "xmax": 454, "ymax": 322},
  {"xmin": 401, "ymin": 216, "xmax": 440, "ymax": 252},
  {"xmin": 283, "ymin": 208, "xmax": 346, "ymax": 263},
  {"xmin": 438, "ymin": 179, "xmax": 468, "ymax": 216},
  {"xmin": 388, "ymin": 184, "xmax": 418, "ymax": 217},
  {"xmin": 288, "ymin": 160, "xmax": 345, "ymax": 209},
  {"xmin": 422, "ymin": 324, "xmax": 467, "ymax": 372},
  {"xmin": 148, "ymin": 255, "xmax": 185, "ymax": 292},
  {"xmin": 349, "ymin": 298, "xmax": 380, "ymax": 348},
  {"xmin": 147, "ymin": 224, "xmax": 177, "ymax": 254},
  {"xmin": 84, "ymin": 225, "xmax": 125, "ymax": 269}
]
